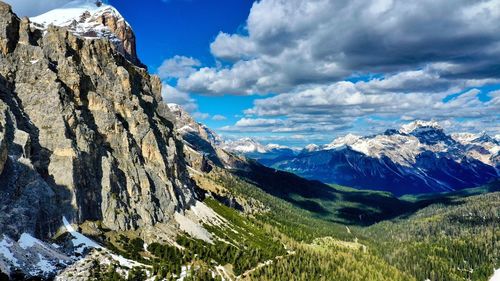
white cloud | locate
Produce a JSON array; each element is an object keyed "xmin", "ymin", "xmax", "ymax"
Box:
[
  {"xmin": 178, "ymin": 59, "xmax": 276, "ymax": 95},
  {"xmin": 212, "ymin": 114, "xmax": 227, "ymax": 121},
  {"xmin": 232, "ymin": 71, "xmax": 500, "ymax": 136},
  {"xmin": 161, "ymin": 83, "xmax": 198, "ymax": 112},
  {"xmin": 157, "ymin": 55, "xmax": 201, "ymax": 80},
  {"xmin": 210, "ymin": 33, "xmax": 256, "ymax": 61},
  {"xmin": 178, "ymin": 0, "xmax": 500, "ymax": 96},
  {"xmin": 4, "ymin": 0, "xmax": 70, "ymax": 17},
  {"xmin": 192, "ymin": 112, "xmax": 210, "ymax": 120}
]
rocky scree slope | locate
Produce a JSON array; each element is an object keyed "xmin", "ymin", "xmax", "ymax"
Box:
[{"xmin": 0, "ymin": 1, "xmax": 197, "ymax": 244}]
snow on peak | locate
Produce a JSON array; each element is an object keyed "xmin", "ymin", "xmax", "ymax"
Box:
[
  {"xmin": 324, "ymin": 134, "xmax": 362, "ymax": 150},
  {"xmin": 30, "ymin": 0, "xmax": 122, "ymax": 28},
  {"xmin": 167, "ymin": 103, "xmax": 183, "ymax": 112},
  {"xmin": 452, "ymin": 132, "xmax": 480, "ymax": 145},
  {"xmin": 266, "ymin": 143, "xmax": 290, "ymax": 150},
  {"xmin": 452, "ymin": 132, "xmax": 498, "ymax": 145},
  {"xmin": 399, "ymin": 120, "xmax": 442, "ymax": 134},
  {"xmin": 304, "ymin": 144, "xmax": 320, "ymax": 152},
  {"xmin": 29, "ymin": 0, "xmax": 143, "ymax": 65},
  {"xmin": 223, "ymin": 138, "xmax": 268, "ymax": 154}
]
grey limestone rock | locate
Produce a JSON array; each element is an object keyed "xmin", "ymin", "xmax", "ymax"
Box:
[{"xmin": 0, "ymin": 1, "xmax": 196, "ymax": 241}]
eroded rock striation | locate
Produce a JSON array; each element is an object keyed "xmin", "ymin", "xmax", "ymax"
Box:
[{"xmin": 0, "ymin": 1, "xmax": 196, "ymax": 240}]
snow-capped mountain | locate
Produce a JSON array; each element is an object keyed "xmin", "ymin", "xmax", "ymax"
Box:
[
  {"xmin": 452, "ymin": 132, "xmax": 500, "ymax": 166},
  {"xmin": 168, "ymin": 103, "xmax": 223, "ymax": 147},
  {"xmin": 304, "ymin": 144, "xmax": 321, "ymax": 152},
  {"xmin": 167, "ymin": 104, "xmax": 250, "ymax": 171},
  {"xmin": 263, "ymin": 121, "xmax": 499, "ymax": 195},
  {"xmin": 222, "ymin": 138, "xmax": 298, "ymax": 165},
  {"xmin": 30, "ymin": 0, "xmax": 142, "ymax": 66},
  {"xmin": 222, "ymin": 138, "xmax": 269, "ymax": 154}
]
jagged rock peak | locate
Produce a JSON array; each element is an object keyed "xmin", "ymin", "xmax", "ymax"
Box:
[
  {"xmin": 30, "ymin": 0, "xmax": 143, "ymax": 67},
  {"xmin": 0, "ymin": 0, "xmax": 195, "ymax": 239},
  {"xmin": 223, "ymin": 138, "xmax": 269, "ymax": 154},
  {"xmin": 304, "ymin": 143, "xmax": 320, "ymax": 152},
  {"xmin": 399, "ymin": 120, "xmax": 442, "ymax": 134},
  {"xmin": 324, "ymin": 133, "xmax": 362, "ymax": 150}
]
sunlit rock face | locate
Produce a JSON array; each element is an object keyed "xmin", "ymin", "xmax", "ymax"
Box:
[
  {"xmin": 30, "ymin": 0, "xmax": 143, "ymax": 66},
  {"xmin": 0, "ymin": 1, "xmax": 196, "ymax": 240}
]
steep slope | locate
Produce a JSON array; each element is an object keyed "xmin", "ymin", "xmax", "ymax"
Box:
[
  {"xmin": 167, "ymin": 103, "xmax": 419, "ymax": 225},
  {"xmin": 263, "ymin": 121, "xmax": 499, "ymax": 195},
  {"xmin": 0, "ymin": 2, "xmax": 199, "ymax": 277},
  {"xmin": 167, "ymin": 103, "xmax": 249, "ymax": 172},
  {"xmin": 166, "ymin": 103, "xmax": 500, "ymax": 280}
]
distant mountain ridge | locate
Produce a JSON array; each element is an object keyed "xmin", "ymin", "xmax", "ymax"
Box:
[{"xmin": 227, "ymin": 121, "xmax": 499, "ymax": 195}]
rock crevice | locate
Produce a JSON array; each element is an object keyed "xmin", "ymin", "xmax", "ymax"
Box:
[{"xmin": 0, "ymin": 2, "xmax": 196, "ymax": 239}]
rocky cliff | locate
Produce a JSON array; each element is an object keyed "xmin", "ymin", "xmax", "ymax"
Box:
[
  {"xmin": 0, "ymin": 1, "xmax": 196, "ymax": 241},
  {"xmin": 30, "ymin": 0, "xmax": 143, "ymax": 66}
]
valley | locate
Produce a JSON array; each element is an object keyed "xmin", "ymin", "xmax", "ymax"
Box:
[{"xmin": 0, "ymin": 1, "xmax": 498, "ymax": 280}]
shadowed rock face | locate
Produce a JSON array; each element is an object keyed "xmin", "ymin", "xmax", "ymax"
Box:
[{"xmin": 0, "ymin": 2, "xmax": 196, "ymax": 239}]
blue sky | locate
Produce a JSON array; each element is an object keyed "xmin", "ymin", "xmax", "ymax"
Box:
[
  {"xmin": 110, "ymin": 0, "xmax": 258, "ymax": 137},
  {"xmin": 7, "ymin": 0, "xmax": 500, "ymax": 147}
]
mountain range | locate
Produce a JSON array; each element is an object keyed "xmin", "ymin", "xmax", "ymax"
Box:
[
  {"xmin": 0, "ymin": 1, "xmax": 498, "ymax": 280},
  {"xmin": 224, "ymin": 121, "xmax": 499, "ymax": 195}
]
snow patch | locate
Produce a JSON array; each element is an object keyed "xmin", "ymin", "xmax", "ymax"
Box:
[
  {"xmin": 399, "ymin": 120, "xmax": 442, "ymax": 134},
  {"xmin": 177, "ymin": 265, "xmax": 191, "ymax": 281},
  {"xmin": 62, "ymin": 216, "xmax": 102, "ymax": 254},
  {"xmin": 174, "ymin": 212, "xmax": 213, "ymax": 243},
  {"xmin": 36, "ymin": 253, "xmax": 56, "ymax": 274},
  {"xmin": 491, "ymin": 268, "xmax": 500, "ymax": 281},
  {"xmin": 18, "ymin": 233, "xmax": 44, "ymax": 250},
  {"xmin": 0, "ymin": 235, "xmax": 19, "ymax": 267},
  {"xmin": 109, "ymin": 253, "xmax": 145, "ymax": 269}
]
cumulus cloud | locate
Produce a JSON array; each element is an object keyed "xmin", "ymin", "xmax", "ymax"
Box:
[
  {"xmin": 161, "ymin": 83, "xmax": 198, "ymax": 112},
  {"xmin": 178, "ymin": 0, "xmax": 500, "ymax": 96},
  {"xmin": 245, "ymin": 79, "xmax": 499, "ymax": 119},
  {"xmin": 157, "ymin": 55, "xmax": 201, "ymax": 80},
  {"xmin": 212, "ymin": 114, "xmax": 227, "ymax": 121},
  {"xmin": 5, "ymin": 0, "xmax": 70, "ymax": 17},
  {"xmin": 192, "ymin": 112, "xmax": 210, "ymax": 120},
  {"xmin": 230, "ymin": 70, "xmax": 500, "ymax": 137}
]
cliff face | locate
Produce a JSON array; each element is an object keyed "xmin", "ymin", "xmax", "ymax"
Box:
[
  {"xmin": 30, "ymin": 0, "xmax": 143, "ymax": 66},
  {"xmin": 0, "ymin": 2, "xmax": 195, "ymax": 239}
]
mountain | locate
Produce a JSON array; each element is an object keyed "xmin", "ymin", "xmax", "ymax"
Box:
[
  {"xmin": 262, "ymin": 121, "xmax": 499, "ymax": 195},
  {"xmin": 0, "ymin": 1, "xmax": 498, "ymax": 280},
  {"xmin": 222, "ymin": 137, "xmax": 298, "ymax": 165},
  {"xmin": 30, "ymin": 0, "xmax": 142, "ymax": 66},
  {"xmin": 0, "ymin": 2, "xmax": 200, "ymax": 278},
  {"xmin": 166, "ymin": 103, "xmax": 250, "ymax": 173}
]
